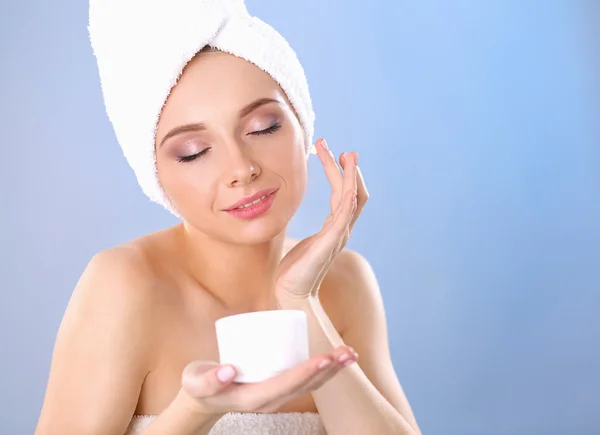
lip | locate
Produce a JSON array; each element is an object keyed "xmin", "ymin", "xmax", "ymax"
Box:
[{"xmin": 224, "ymin": 188, "xmax": 279, "ymax": 211}]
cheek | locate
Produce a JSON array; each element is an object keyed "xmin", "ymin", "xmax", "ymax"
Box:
[
  {"xmin": 290, "ymin": 148, "xmax": 308, "ymax": 194},
  {"xmin": 267, "ymin": 140, "xmax": 307, "ymax": 204},
  {"xmin": 156, "ymin": 158, "xmax": 217, "ymax": 214}
]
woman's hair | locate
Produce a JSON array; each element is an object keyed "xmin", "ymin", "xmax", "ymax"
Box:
[{"xmin": 199, "ymin": 45, "xmax": 220, "ymax": 54}]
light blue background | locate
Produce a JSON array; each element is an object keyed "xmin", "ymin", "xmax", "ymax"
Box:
[{"xmin": 1, "ymin": 1, "xmax": 599, "ymax": 433}]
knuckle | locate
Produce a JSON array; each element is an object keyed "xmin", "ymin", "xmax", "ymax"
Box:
[{"xmin": 181, "ymin": 374, "xmax": 208, "ymax": 399}]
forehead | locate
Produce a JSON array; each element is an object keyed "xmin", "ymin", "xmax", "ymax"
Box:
[{"xmin": 161, "ymin": 51, "xmax": 287, "ymax": 121}]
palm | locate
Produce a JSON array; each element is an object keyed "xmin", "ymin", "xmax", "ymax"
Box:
[
  {"xmin": 275, "ymin": 233, "xmax": 324, "ymax": 298},
  {"xmin": 275, "ymin": 215, "xmax": 348, "ymax": 299},
  {"xmin": 274, "ymin": 143, "xmax": 365, "ymax": 301}
]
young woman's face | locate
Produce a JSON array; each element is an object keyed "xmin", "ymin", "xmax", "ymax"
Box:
[{"xmin": 155, "ymin": 50, "xmax": 308, "ymax": 245}]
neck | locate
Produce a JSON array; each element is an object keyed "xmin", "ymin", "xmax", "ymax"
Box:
[{"xmin": 177, "ymin": 222, "xmax": 286, "ymax": 312}]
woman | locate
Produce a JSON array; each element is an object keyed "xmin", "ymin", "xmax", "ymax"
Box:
[{"xmin": 35, "ymin": 1, "xmax": 421, "ymax": 434}]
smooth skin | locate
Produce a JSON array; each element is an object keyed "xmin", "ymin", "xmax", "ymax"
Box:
[{"xmin": 35, "ymin": 49, "xmax": 420, "ymax": 434}]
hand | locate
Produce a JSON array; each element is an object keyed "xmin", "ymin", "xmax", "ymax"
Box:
[
  {"xmin": 179, "ymin": 345, "xmax": 359, "ymax": 416},
  {"xmin": 275, "ymin": 138, "xmax": 369, "ymax": 302}
]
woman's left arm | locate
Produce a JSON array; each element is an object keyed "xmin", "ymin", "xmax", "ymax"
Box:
[
  {"xmin": 276, "ymin": 140, "xmax": 421, "ymax": 434},
  {"xmin": 279, "ymin": 250, "xmax": 421, "ymax": 435}
]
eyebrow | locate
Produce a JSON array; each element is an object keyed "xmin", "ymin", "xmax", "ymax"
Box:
[{"xmin": 158, "ymin": 97, "xmax": 281, "ymax": 148}]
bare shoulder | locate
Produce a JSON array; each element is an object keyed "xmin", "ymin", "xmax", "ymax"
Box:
[
  {"xmin": 67, "ymin": 243, "xmax": 158, "ymax": 317},
  {"xmin": 57, "ymin": 243, "xmax": 160, "ymax": 366},
  {"xmin": 321, "ymin": 248, "xmax": 379, "ymax": 331},
  {"xmin": 68, "ymin": 224, "xmax": 178, "ymax": 308},
  {"xmin": 62, "ymin": 231, "xmax": 173, "ymax": 347},
  {"xmin": 327, "ymin": 247, "xmax": 374, "ymax": 279},
  {"xmin": 36, "ymin": 242, "xmax": 162, "ymax": 434}
]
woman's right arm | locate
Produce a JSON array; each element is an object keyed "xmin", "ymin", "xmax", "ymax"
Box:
[
  {"xmin": 34, "ymin": 247, "xmax": 220, "ymax": 435},
  {"xmin": 35, "ymin": 246, "xmax": 357, "ymax": 434}
]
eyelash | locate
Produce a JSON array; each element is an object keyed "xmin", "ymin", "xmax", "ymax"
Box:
[
  {"xmin": 250, "ymin": 122, "xmax": 282, "ymax": 136},
  {"xmin": 177, "ymin": 147, "xmax": 210, "ymax": 163},
  {"xmin": 176, "ymin": 122, "xmax": 282, "ymax": 163}
]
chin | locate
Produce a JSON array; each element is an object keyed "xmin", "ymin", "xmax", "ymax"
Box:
[
  {"xmin": 182, "ymin": 196, "xmax": 300, "ymax": 245},
  {"xmin": 218, "ymin": 194, "xmax": 301, "ymax": 246},
  {"xmin": 232, "ymin": 215, "xmax": 289, "ymax": 246}
]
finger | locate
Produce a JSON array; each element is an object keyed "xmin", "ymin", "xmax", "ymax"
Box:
[
  {"xmin": 294, "ymin": 347, "xmax": 359, "ymax": 395},
  {"xmin": 326, "ymin": 190, "xmax": 356, "ymax": 246},
  {"xmin": 256, "ymin": 346, "xmax": 358, "ymax": 410},
  {"xmin": 329, "ymin": 153, "xmax": 358, "ymax": 235},
  {"xmin": 181, "ymin": 361, "xmax": 237, "ymax": 400},
  {"xmin": 339, "ymin": 152, "xmax": 357, "ymax": 194},
  {"xmin": 320, "ymin": 213, "xmax": 335, "ymax": 232},
  {"xmin": 331, "ymin": 344, "xmax": 360, "ymax": 364},
  {"xmin": 341, "ymin": 152, "xmax": 358, "ymax": 209},
  {"xmin": 315, "ymin": 138, "xmax": 344, "ymax": 211},
  {"xmin": 350, "ymin": 164, "xmax": 369, "ymax": 232},
  {"xmin": 234, "ymin": 354, "xmax": 334, "ymax": 409},
  {"xmin": 265, "ymin": 361, "xmax": 343, "ymax": 410},
  {"xmin": 340, "ymin": 154, "xmax": 367, "ymax": 205}
]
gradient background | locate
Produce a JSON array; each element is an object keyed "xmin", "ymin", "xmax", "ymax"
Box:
[{"xmin": 1, "ymin": 0, "xmax": 599, "ymax": 434}]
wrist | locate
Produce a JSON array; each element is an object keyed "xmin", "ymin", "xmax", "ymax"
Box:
[{"xmin": 276, "ymin": 294, "xmax": 317, "ymax": 311}]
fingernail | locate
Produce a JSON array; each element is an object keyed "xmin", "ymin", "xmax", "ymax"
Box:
[
  {"xmin": 338, "ymin": 354, "xmax": 351, "ymax": 364},
  {"xmin": 321, "ymin": 138, "xmax": 329, "ymax": 150},
  {"xmin": 353, "ymin": 153, "xmax": 359, "ymax": 165},
  {"xmin": 343, "ymin": 358, "xmax": 356, "ymax": 367},
  {"xmin": 318, "ymin": 359, "xmax": 332, "ymax": 369},
  {"xmin": 217, "ymin": 366, "xmax": 235, "ymax": 382}
]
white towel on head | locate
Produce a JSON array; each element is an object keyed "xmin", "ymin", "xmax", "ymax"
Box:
[{"xmin": 88, "ymin": 0, "xmax": 316, "ymax": 216}]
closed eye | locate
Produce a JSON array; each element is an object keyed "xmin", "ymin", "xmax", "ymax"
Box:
[
  {"xmin": 250, "ymin": 123, "xmax": 282, "ymax": 136},
  {"xmin": 177, "ymin": 122, "xmax": 281, "ymax": 163},
  {"xmin": 177, "ymin": 147, "xmax": 211, "ymax": 163}
]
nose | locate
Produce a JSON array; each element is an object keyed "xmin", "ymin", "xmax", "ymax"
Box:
[{"xmin": 221, "ymin": 145, "xmax": 261, "ymax": 187}]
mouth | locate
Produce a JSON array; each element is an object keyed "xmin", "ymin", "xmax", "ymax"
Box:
[
  {"xmin": 224, "ymin": 188, "xmax": 279, "ymax": 211},
  {"xmin": 232, "ymin": 193, "xmax": 272, "ymax": 209},
  {"xmin": 224, "ymin": 188, "xmax": 279, "ymax": 220}
]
